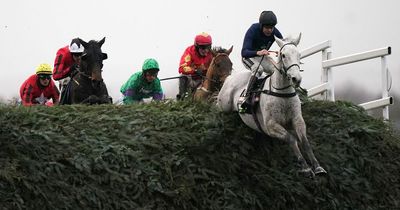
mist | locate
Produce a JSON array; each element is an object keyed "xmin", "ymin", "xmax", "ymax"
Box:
[{"xmin": 1, "ymin": 0, "xmax": 399, "ymax": 127}]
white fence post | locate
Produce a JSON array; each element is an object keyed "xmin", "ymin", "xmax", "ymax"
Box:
[
  {"xmin": 381, "ymin": 56, "xmax": 389, "ymax": 120},
  {"xmin": 302, "ymin": 42, "xmax": 393, "ymax": 120},
  {"xmin": 325, "ymin": 52, "xmax": 334, "ymax": 101}
]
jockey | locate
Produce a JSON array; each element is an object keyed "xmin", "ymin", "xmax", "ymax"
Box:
[
  {"xmin": 239, "ymin": 11, "xmax": 283, "ymax": 113},
  {"xmin": 52, "ymin": 38, "xmax": 84, "ymax": 104},
  {"xmin": 120, "ymin": 58, "xmax": 164, "ymax": 104},
  {"xmin": 177, "ymin": 32, "xmax": 213, "ymax": 100},
  {"xmin": 20, "ymin": 63, "xmax": 60, "ymax": 106}
]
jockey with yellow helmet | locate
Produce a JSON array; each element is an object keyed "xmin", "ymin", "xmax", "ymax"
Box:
[
  {"xmin": 120, "ymin": 58, "xmax": 164, "ymax": 104},
  {"xmin": 20, "ymin": 63, "xmax": 60, "ymax": 106},
  {"xmin": 177, "ymin": 32, "xmax": 213, "ymax": 100}
]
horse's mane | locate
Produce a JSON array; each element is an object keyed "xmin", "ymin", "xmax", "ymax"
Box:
[{"xmin": 212, "ymin": 46, "xmax": 229, "ymax": 54}]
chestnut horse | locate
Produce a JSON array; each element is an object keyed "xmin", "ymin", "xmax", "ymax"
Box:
[{"xmin": 193, "ymin": 46, "xmax": 233, "ymax": 101}]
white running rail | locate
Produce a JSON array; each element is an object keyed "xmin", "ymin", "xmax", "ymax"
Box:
[{"xmin": 300, "ymin": 41, "xmax": 393, "ymax": 120}]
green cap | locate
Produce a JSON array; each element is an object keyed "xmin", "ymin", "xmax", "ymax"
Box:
[{"xmin": 142, "ymin": 58, "xmax": 159, "ymax": 72}]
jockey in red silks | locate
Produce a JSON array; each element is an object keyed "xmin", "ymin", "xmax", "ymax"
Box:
[
  {"xmin": 20, "ymin": 63, "xmax": 60, "ymax": 106},
  {"xmin": 177, "ymin": 32, "xmax": 213, "ymax": 100},
  {"xmin": 52, "ymin": 38, "xmax": 84, "ymax": 104}
]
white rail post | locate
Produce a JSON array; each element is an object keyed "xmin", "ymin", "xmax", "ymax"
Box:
[
  {"xmin": 321, "ymin": 49, "xmax": 328, "ymax": 100},
  {"xmin": 381, "ymin": 55, "xmax": 389, "ymax": 120},
  {"xmin": 325, "ymin": 52, "xmax": 334, "ymax": 101}
]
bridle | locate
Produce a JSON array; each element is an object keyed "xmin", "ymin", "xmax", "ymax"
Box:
[
  {"xmin": 261, "ymin": 42, "xmax": 301, "ymax": 97},
  {"xmin": 276, "ymin": 42, "xmax": 301, "ymax": 76},
  {"xmin": 201, "ymin": 52, "xmax": 232, "ymax": 90}
]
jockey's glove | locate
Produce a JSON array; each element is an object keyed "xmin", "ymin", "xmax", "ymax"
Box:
[
  {"xmin": 69, "ymin": 64, "xmax": 80, "ymax": 76},
  {"xmin": 195, "ymin": 69, "xmax": 203, "ymax": 76}
]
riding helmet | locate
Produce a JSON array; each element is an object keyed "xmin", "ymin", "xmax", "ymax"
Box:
[
  {"xmin": 194, "ymin": 32, "xmax": 212, "ymax": 46},
  {"xmin": 142, "ymin": 58, "xmax": 159, "ymax": 72},
  {"xmin": 259, "ymin": 11, "xmax": 277, "ymax": 27},
  {"xmin": 35, "ymin": 63, "xmax": 53, "ymax": 75},
  {"xmin": 69, "ymin": 38, "xmax": 84, "ymax": 53}
]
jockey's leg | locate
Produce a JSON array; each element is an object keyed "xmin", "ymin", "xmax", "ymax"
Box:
[
  {"xmin": 177, "ymin": 76, "xmax": 189, "ymax": 100},
  {"xmin": 59, "ymin": 77, "xmax": 71, "ymax": 105},
  {"xmin": 239, "ymin": 57, "xmax": 264, "ymax": 113}
]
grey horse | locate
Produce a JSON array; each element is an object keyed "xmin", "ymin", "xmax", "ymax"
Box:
[{"xmin": 217, "ymin": 34, "xmax": 326, "ymax": 177}]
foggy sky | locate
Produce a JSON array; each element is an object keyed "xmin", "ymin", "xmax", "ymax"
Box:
[{"xmin": 1, "ymin": 0, "xmax": 399, "ymax": 112}]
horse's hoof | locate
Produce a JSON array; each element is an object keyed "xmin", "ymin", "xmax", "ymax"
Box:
[
  {"xmin": 314, "ymin": 166, "xmax": 327, "ymax": 175},
  {"xmin": 298, "ymin": 167, "xmax": 315, "ymax": 178}
]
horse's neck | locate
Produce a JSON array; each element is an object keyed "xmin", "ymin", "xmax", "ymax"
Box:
[
  {"xmin": 201, "ymin": 69, "xmax": 213, "ymax": 91},
  {"xmin": 269, "ymin": 70, "xmax": 295, "ymax": 93},
  {"xmin": 261, "ymin": 56, "xmax": 279, "ymax": 75}
]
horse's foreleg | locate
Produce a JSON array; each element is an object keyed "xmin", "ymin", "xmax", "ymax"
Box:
[
  {"xmin": 265, "ymin": 120, "xmax": 313, "ymax": 177},
  {"xmin": 293, "ymin": 116, "xmax": 327, "ymax": 175}
]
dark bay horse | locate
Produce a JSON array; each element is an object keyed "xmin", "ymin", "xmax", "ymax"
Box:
[
  {"xmin": 193, "ymin": 46, "xmax": 233, "ymax": 101},
  {"xmin": 70, "ymin": 37, "xmax": 112, "ymax": 104}
]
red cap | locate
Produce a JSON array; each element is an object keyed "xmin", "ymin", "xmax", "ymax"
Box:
[{"xmin": 194, "ymin": 32, "xmax": 212, "ymax": 45}]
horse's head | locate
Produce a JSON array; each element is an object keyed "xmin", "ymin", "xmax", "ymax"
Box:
[
  {"xmin": 209, "ymin": 46, "xmax": 233, "ymax": 85},
  {"xmin": 78, "ymin": 37, "xmax": 108, "ymax": 82},
  {"xmin": 275, "ymin": 33, "xmax": 302, "ymax": 87}
]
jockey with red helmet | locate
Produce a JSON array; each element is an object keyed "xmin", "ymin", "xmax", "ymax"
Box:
[
  {"xmin": 177, "ymin": 32, "xmax": 213, "ymax": 100},
  {"xmin": 20, "ymin": 63, "xmax": 60, "ymax": 106}
]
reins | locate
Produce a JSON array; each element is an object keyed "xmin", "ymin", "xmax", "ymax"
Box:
[
  {"xmin": 261, "ymin": 43, "xmax": 300, "ymax": 98},
  {"xmin": 196, "ymin": 52, "xmax": 232, "ymax": 93}
]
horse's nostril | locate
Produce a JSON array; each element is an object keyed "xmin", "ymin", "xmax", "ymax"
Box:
[{"xmin": 292, "ymin": 77, "xmax": 297, "ymax": 84}]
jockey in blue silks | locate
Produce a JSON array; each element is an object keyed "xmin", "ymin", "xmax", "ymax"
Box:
[{"xmin": 239, "ymin": 10, "xmax": 283, "ymax": 113}]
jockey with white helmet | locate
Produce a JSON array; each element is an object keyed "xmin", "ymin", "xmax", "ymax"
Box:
[{"xmin": 52, "ymin": 38, "xmax": 84, "ymax": 104}]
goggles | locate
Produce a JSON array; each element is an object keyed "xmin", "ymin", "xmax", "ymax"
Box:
[
  {"xmin": 38, "ymin": 74, "xmax": 51, "ymax": 80},
  {"xmin": 197, "ymin": 44, "xmax": 211, "ymax": 50},
  {"xmin": 145, "ymin": 71, "xmax": 158, "ymax": 77},
  {"xmin": 71, "ymin": 53, "xmax": 83, "ymax": 57}
]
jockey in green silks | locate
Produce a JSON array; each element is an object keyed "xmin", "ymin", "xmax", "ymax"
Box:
[{"xmin": 120, "ymin": 58, "xmax": 164, "ymax": 104}]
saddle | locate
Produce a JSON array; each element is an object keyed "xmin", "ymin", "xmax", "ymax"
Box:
[{"xmin": 239, "ymin": 77, "xmax": 268, "ymax": 114}]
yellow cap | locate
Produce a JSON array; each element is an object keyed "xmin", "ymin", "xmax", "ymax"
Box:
[{"xmin": 35, "ymin": 63, "xmax": 52, "ymax": 75}]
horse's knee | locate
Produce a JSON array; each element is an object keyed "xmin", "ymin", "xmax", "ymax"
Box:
[{"xmin": 265, "ymin": 121, "xmax": 288, "ymax": 140}]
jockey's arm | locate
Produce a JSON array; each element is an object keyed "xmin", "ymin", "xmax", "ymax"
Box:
[{"xmin": 53, "ymin": 51, "xmax": 72, "ymax": 80}]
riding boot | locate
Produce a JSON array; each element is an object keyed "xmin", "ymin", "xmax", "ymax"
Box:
[
  {"xmin": 177, "ymin": 76, "xmax": 188, "ymax": 100},
  {"xmin": 239, "ymin": 74, "xmax": 257, "ymax": 113}
]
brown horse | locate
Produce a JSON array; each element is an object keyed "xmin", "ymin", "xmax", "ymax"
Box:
[{"xmin": 193, "ymin": 46, "xmax": 233, "ymax": 101}]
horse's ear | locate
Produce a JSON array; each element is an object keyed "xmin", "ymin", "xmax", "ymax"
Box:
[
  {"xmin": 274, "ymin": 36, "xmax": 284, "ymax": 48},
  {"xmin": 293, "ymin": 33, "xmax": 302, "ymax": 46},
  {"xmin": 79, "ymin": 38, "xmax": 88, "ymax": 49},
  {"xmin": 102, "ymin": 53, "xmax": 108, "ymax": 60},
  {"xmin": 99, "ymin": 37, "xmax": 106, "ymax": 47},
  {"xmin": 211, "ymin": 48, "xmax": 217, "ymax": 57},
  {"xmin": 227, "ymin": 45, "xmax": 233, "ymax": 55}
]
